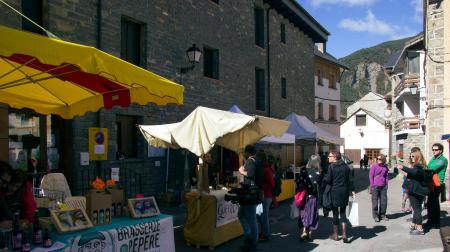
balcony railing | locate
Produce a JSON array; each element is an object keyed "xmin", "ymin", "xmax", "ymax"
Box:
[
  {"xmin": 394, "ymin": 116, "xmax": 420, "ymax": 132},
  {"xmin": 394, "ymin": 73, "xmax": 420, "ymax": 97}
]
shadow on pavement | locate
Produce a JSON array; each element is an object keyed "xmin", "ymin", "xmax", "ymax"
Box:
[
  {"xmin": 348, "ymin": 225, "xmax": 387, "ymax": 242},
  {"xmin": 386, "ymin": 211, "xmax": 410, "ymax": 220}
]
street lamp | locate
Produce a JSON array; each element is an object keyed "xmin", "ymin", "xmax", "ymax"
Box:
[{"xmin": 180, "ymin": 44, "xmax": 202, "ymax": 73}]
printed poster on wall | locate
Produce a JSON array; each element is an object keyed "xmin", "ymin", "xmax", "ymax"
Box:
[
  {"xmin": 88, "ymin": 128, "xmax": 108, "ymax": 160},
  {"xmin": 215, "ymin": 193, "xmax": 239, "ymax": 227},
  {"xmin": 66, "ymin": 216, "xmax": 175, "ymax": 252}
]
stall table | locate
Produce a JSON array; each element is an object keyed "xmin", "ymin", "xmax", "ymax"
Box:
[
  {"xmin": 51, "ymin": 214, "xmax": 174, "ymax": 252},
  {"xmin": 184, "ymin": 190, "xmax": 243, "ymax": 249},
  {"xmin": 276, "ymin": 179, "xmax": 296, "ymax": 202}
]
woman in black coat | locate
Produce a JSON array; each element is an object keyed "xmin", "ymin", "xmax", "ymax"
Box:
[
  {"xmin": 397, "ymin": 149, "xmax": 428, "ymax": 235},
  {"xmin": 324, "ymin": 151, "xmax": 355, "ymax": 243}
]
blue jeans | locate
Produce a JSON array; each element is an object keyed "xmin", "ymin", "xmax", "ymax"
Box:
[
  {"xmin": 257, "ymin": 197, "xmax": 272, "ymax": 236},
  {"xmin": 238, "ymin": 203, "xmax": 258, "ymax": 246}
]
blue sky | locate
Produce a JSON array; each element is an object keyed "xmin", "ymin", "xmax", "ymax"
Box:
[{"xmin": 299, "ymin": 0, "xmax": 423, "ymax": 59}]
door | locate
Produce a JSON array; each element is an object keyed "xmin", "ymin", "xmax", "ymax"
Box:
[
  {"xmin": 365, "ymin": 149, "xmax": 381, "ymax": 166},
  {"xmin": 344, "ymin": 149, "xmax": 361, "ymax": 165}
]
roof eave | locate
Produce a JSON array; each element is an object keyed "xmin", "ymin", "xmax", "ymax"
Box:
[{"xmin": 265, "ymin": 0, "xmax": 329, "ymax": 43}]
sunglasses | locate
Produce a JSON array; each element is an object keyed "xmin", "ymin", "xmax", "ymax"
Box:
[{"xmin": 432, "ymin": 149, "xmax": 440, "ymax": 151}]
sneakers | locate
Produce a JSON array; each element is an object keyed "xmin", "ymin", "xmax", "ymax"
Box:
[
  {"xmin": 374, "ymin": 217, "xmax": 380, "ymax": 222},
  {"xmin": 381, "ymin": 216, "xmax": 389, "ymax": 221},
  {"xmin": 258, "ymin": 234, "xmax": 269, "ymax": 242}
]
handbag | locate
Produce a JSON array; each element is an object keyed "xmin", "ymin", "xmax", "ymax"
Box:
[
  {"xmin": 347, "ymin": 201, "xmax": 359, "ymax": 226},
  {"xmin": 403, "ymin": 178, "xmax": 428, "ymax": 197},
  {"xmin": 295, "ymin": 189, "xmax": 308, "ymax": 207},
  {"xmin": 322, "ymin": 184, "xmax": 333, "ymax": 209}
]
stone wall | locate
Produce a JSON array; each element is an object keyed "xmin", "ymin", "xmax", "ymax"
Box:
[
  {"xmin": 0, "ymin": 0, "xmax": 316, "ymax": 196},
  {"xmin": 425, "ymin": 0, "xmax": 445, "ymax": 160}
]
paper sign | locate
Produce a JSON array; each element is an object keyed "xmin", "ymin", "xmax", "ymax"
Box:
[
  {"xmin": 111, "ymin": 167, "xmax": 120, "ymax": 182},
  {"xmin": 80, "ymin": 152, "xmax": 89, "ymax": 166},
  {"xmin": 94, "ymin": 144, "xmax": 105, "ymax": 154}
]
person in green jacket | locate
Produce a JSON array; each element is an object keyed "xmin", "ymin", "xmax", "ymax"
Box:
[{"xmin": 426, "ymin": 143, "xmax": 448, "ymax": 229}]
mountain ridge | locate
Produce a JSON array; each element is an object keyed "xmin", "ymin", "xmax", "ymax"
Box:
[{"xmin": 338, "ymin": 35, "xmax": 417, "ymax": 116}]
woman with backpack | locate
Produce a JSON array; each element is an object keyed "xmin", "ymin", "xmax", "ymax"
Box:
[
  {"xmin": 397, "ymin": 149, "xmax": 428, "ymax": 235},
  {"xmin": 295, "ymin": 155, "xmax": 321, "ymax": 241}
]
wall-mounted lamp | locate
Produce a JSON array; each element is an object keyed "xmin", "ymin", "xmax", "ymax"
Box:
[
  {"xmin": 409, "ymin": 84, "xmax": 425, "ymax": 95},
  {"xmin": 419, "ymin": 117, "xmax": 425, "ymax": 125},
  {"xmin": 358, "ymin": 128, "xmax": 364, "ymax": 137},
  {"xmin": 180, "ymin": 44, "xmax": 202, "ymax": 74}
]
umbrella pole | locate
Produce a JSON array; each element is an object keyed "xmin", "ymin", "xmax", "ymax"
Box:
[
  {"xmin": 165, "ymin": 149, "xmax": 170, "ymax": 193},
  {"xmin": 293, "ymin": 141, "xmax": 296, "ymax": 171}
]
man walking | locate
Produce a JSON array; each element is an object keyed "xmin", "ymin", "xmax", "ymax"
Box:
[
  {"xmin": 238, "ymin": 145, "xmax": 259, "ymax": 251},
  {"xmin": 426, "ymin": 143, "xmax": 448, "ymax": 229}
]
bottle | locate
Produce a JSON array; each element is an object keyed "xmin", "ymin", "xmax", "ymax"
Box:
[
  {"xmin": 98, "ymin": 210, "xmax": 104, "ymax": 225},
  {"xmin": 32, "ymin": 210, "xmax": 42, "ymax": 245},
  {"xmin": 105, "ymin": 208, "xmax": 110, "ymax": 224},
  {"xmin": 42, "ymin": 229, "xmax": 51, "ymax": 248},
  {"xmin": 112, "ymin": 203, "xmax": 116, "ymax": 217},
  {"xmin": 11, "ymin": 212, "xmax": 22, "ymax": 250},
  {"xmin": 116, "ymin": 203, "xmax": 122, "ymax": 216},
  {"xmin": 92, "ymin": 210, "xmax": 98, "ymax": 225},
  {"xmin": 21, "ymin": 230, "xmax": 30, "ymax": 252}
]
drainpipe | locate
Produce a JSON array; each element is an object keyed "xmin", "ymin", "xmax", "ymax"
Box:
[
  {"xmin": 97, "ymin": 0, "xmax": 102, "ymax": 50},
  {"xmin": 266, "ymin": 7, "xmax": 272, "ymax": 117},
  {"xmin": 96, "ymin": 0, "xmax": 102, "ymax": 178}
]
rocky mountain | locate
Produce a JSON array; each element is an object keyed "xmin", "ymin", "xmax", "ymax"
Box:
[{"xmin": 339, "ymin": 36, "xmax": 416, "ymax": 116}]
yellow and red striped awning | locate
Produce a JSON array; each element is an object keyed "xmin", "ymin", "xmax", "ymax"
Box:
[{"xmin": 0, "ymin": 25, "xmax": 184, "ymax": 119}]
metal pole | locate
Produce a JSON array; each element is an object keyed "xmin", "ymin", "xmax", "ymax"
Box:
[{"xmin": 165, "ymin": 149, "xmax": 170, "ymax": 192}]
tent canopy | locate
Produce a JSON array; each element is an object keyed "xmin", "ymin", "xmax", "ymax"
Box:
[
  {"xmin": 139, "ymin": 106, "xmax": 290, "ymax": 156},
  {"xmin": 284, "ymin": 113, "xmax": 344, "ymax": 145},
  {"xmin": 0, "ymin": 25, "xmax": 183, "ymax": 118},
  {"xmin": 228, "ymin": 105, "xmax": 295, "ymax": 144}
]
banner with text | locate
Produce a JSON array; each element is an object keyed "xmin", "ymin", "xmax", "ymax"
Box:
[
  {"xmin": 66, "ymin": 216, "xmax": 175, "ymax": 252},
  {"xmin": 215, "ymin": 193, "xmax": 239, "ymax": 227}
]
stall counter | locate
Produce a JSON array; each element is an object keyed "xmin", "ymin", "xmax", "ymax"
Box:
[
  {"xmin": 51, "ymin": 214, "xmax": 174, "ymax": 252},
  {"xmin": 276, "ymin": 179, "xmax": 296, "ymax": 202},
  {"xmin": 184, "ymin": 190, "xmax": 243, "ymax": 249}
]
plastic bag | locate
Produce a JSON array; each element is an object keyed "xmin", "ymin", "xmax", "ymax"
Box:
[
  {"xmin": 290, "ymin": 201, "xmax": 299, "ymax": 219},
  {"xmin": 256, "ymin": 203, "xmax": 263, "ymax": 216},
  {"xmin": 347, "ymin": 201, "xmax": 359, "ymax": 226}
]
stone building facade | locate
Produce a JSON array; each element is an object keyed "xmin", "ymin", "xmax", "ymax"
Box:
[
  {"xmin": 0, "ymin": 0, "xmax": 327, "ymax": 197},
  {"xmin": 423, "ymin": 0, "xmax": 450, "ymax": 186}
]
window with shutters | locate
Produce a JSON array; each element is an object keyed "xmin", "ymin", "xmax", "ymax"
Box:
[
  {"xmin": 254, "ymin": 8, "xmax": 264, "ymax": 48},
  {"xmin": 317, "ymin": 69, "xmax": 323, "ymax": 86},
  {"xmin": 318, "ymin": 103, "xmax": 323, "ymax": 120},
  {"xmin": 355, "ymin": 115, "xmax": 367, "ymax": 126},
  {"xmin": 121, "ymin": 18, "xmax": 146, "ymax": 67},
  {"xmin": 329, "ymin": 105, "xmax": 337, "ymax": 121},
  {"xmin": 22, "ymin": 0, "xmax": 43, "ymax": 34},
  {"xmin": 281, "ymin": 23, "xmax": 286, "ymax": 43},
  {"xmin": 203, "ymin": 47, "xmax": 220, "ymax": 79},
  {"xmin": 116, "ymin": 115, "xmax": 138, "ymax": 158},
  {"xmin": 328, "ymin": 74, "xmax": 336, "ymax": 89}
]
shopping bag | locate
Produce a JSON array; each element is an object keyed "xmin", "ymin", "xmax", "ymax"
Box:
[
  {"xmin": 347, "ymin": 201, "xmax": 359, "ymax": 226},
  {"xmin": 256, "ymin": 203, "xmax": 263, "ymax": 216},
  {"xmin": 290, "ymin": 201, "xmax": 299, "ymax": 219}
]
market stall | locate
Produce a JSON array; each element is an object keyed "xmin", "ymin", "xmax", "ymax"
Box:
[
  {"xmin": 184, "ymin": 190, "xmax": 242, "ymax": 249},
  {"xmin": 0, "ymin": 25, "xmax": 184, "ymax": 252},
  {"xmin": 138, "ymin": 106, "xmax": 290, "ymax": 249}
]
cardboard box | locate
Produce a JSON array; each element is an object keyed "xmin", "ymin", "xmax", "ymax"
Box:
[
  {"xmin": 107, "ymin": 187, "xmax": 124, "ymax": 217},
  {"xmin": 86, "ymin": 189, "xmax": 112, "ymax": 226}
]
